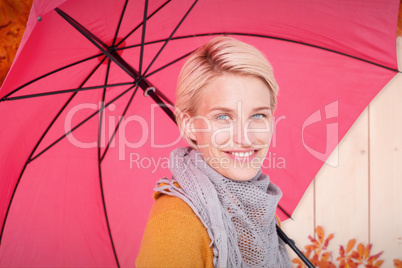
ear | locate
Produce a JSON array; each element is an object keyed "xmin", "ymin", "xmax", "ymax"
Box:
[{"xmin": 180, "ymin": 112, "xmax": 197, "ymax": 143}]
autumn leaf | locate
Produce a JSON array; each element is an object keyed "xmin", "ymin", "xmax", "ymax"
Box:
[
  {"xmin": 346, "ymin": 239, "xmax": 356, "ymax": 254},
  {"xmin": 394, "ymin": 259, "xmax": 402, "ymax": 268},
  {"xmin": 317, "ymin": 225, "xmax": 325, "ymax": 243},
  {"xmin": 367, "ymin": 251, "xmax": 383, "ymax": 264},
  {"xmin": 358, "ymin": 243, "xmax": 365, "ymax": 258},
  {"xmin": 364, "ymin": 244, "xmax": 371, "ymax": 260},
  {"xmin": 293, "ymin": 226, "xmax": 337, "ymax": 267},
  {"xmin": 323, "ymin": 233, "xmax": 334, "ymax": 250},
  {"xmin": 321, "ymin": 252, "xmax": 331, "ymax": 262},
  {"xmin": 374, "ymin": 259, "xmax": 384, "ymax": 268},
  {"xmin": 292, "ymin": 226, "xmax": 390, "ymax": 268}
]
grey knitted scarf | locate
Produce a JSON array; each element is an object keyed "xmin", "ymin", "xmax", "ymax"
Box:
[{"xmin": 155, "ymin": 147, "xmax": 291, "ymax": 268}]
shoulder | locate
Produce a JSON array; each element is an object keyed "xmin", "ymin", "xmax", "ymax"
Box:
[
  {"xmin": 136, "ymin": 194, "xmax": 214, "ymax": 268},
  {"xmin": 149, "ymin": 194, "xmax": 199, "ymax": 218}
]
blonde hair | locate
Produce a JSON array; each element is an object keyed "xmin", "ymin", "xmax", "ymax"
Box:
[{"xmin": 175, "ymin": 36, "xmax": 278, "ymax": 146}]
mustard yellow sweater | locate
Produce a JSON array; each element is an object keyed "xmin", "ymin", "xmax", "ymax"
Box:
[
  {"xmin": 136, "ymin": 192, "xmax": 282, "ymax": 267},
  {"xmin": 136, "ymin": 194, "xmax": 214, "ymax": 268}
]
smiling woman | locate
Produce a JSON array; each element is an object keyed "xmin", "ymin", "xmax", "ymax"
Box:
[{"xmin": 136, "ymin": 37, "xmax": 291, "ymax": 268}]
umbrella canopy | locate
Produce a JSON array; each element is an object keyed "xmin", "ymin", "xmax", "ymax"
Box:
[{"xmin": 0, "ymin": 0, "xmax": 399, "ymax": 267}]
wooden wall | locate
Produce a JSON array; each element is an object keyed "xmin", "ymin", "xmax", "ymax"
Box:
[{"xmin": 282, "ymin": 37, "xmax": 402, "ymax": 267}]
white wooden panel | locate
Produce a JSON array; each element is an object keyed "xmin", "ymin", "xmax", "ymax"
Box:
[
  {"xmin": 315, "ymin": 107, "xmax": 370, "ymax": 257},
  {"xmin": 369, "ymin": 71, "xmax": 402, "ymax": 265},
  {"xmin": 280, "ymin": 37, "xmax": 402, "ymax": 267}
]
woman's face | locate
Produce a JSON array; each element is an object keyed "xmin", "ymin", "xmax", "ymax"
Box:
[{"xmin": 185, "ymin": 74, "xmax": 273, "ymax": 181}]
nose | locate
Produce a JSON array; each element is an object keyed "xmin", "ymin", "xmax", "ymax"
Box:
[{"xmin": 233, "ymin": 120, "xmax": 255, "ymax": 146}]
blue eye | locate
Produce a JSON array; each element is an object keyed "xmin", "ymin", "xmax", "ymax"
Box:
[
  {"xmin": 216, "ymin": 114, "xmax": 230, "ymax": 120},
  {"xmin": 251, "ymin": 114, "xmax": 265, "ymax": 119}
]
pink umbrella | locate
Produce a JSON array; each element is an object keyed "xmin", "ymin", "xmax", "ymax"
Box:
[{"xmin": 0, "ymin": 0, "xmax": 399, "ymax": 267}]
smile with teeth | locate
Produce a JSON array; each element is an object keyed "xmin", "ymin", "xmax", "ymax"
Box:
[{"xmin": 230, "ymin": 151, "xmax": 255, "ymax": 158}]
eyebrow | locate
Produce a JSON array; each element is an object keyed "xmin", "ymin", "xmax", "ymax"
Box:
[
  {"xmin": 252, "ymin": 106, "xmax": 271, "ymax": 111},
  {"xmin": 208, "ymin": 107, "xmax": 233, "ymax": 113},
  {"xmin": 208, "ymin": 106, "xmax": 271, "ymax": 113}
]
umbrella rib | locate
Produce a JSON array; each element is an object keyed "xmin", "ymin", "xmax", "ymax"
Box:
[
  {"xmin": 55, "ymin": 7, "xmax": 176, "ymax": 125},
  {"xmin": 0, "ymin": 54, "xmax": 104, "ymax": 100},
  {"xmin": 1, "ymin": 82, "xmax": 135, "ymax": 101},
  {"xmin": 96, "ymin": 60, "xmax": 121, "ymax": 268},
  {"xmin": 138, "ymin": 0, "xmax": 149, "ymax": 76},
  {"xmin": 112, "ymin": 0, "xmax": 129, "ymax": 47},
  {"xmin": 99, "ymin": 60, "xmax": 111, "ymax": 149},
  {"xmin": 0, "ymin": 59, "xmax": 106, "ymax": 244},
  {"xmin": 142, "ymin": 0, "xmax": 198, "ymax": 77},
  {"xmin": 55, "ymin": 8, "xmax": 108, "ymax": 49},
  {"xmin": 116, "ymin": 0, "xmax": 171, "ymax": 47},
  {"xmin": 101, "ymin": 85, "xmax": 140, "ymax": 162},
  {"xmin": 29, "ymin": 85, "xmax": 137, "ymax": 163},
  {"xmin": 56, "ymin": 8, "xmax": 138, "ymax": 81}
]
